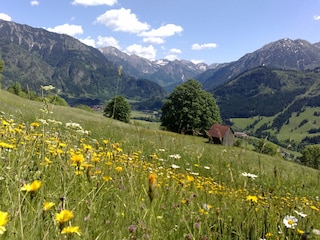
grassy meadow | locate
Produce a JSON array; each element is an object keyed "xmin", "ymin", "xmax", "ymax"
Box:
[{"xmin": 1, "ymin": 89, "xmax": 320, "ymax": 239}]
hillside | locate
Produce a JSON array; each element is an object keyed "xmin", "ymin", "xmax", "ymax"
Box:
[
  {"xmin": 1, "ymin": 89, "xmax": 320, "ymax": 239},
  {"xmin": 0, "ymin": 19, "xmax": 166, "ymax": 105},
  {"xmin": 213, "ymin": 66, "xmax": 320, "ymax": 150}
]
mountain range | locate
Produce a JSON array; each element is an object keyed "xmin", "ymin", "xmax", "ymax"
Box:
[{"xmin": 1, "ymin": 19, "xmax": 320, "ymax": 121}]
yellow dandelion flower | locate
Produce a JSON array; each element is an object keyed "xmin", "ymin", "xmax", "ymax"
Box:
[
  {"xmin": 21, "ymin": 180, "xmax": 42, "ymax": 192},
  {"xmin": 103, "ymin": 176, "xmax": 112, "ymax": 182},
  {"xmin": 186, "ymin": 175, "xmax": 195, "ymax": 182},
  {"xmin": 311, "ymin": 205, "xmax": 319, "ymax": 211},
  {"xmin": 246, "ymin": 195, "xmax": 258, "ymax": 203},
  {"xmin": 115, "ymin": 166, "xmax": 123, "ymax": 173},
  {"xmin": 265, "ymin": 232, "xmax": 273, "ymax": 238},
  {"xmin": 297, "ymin": 229, "xmax": 304, "ymax": 235},
  {"xmin": 70, "ymin": 154, "xmax": 84, "ymax": 165},
  {"xmin": 0, "ymin": 211, "xmax": 9, "ymax": 227},
  {"xmin": 61, "ymin": 226, "xmax": 81, "ymax": 236},
  {"xmin": 55, "ymin": 210, "xmax": 74, "ymax": 224},
  {"xmin": 30, "ymin": 122, "xmax": 40, "ymax": 128},
  {"xmin": 43, "ymin": 202, "xmax": 55, "ymax": 211}
]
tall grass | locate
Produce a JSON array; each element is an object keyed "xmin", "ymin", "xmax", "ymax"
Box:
[{"xmin": 1, "ymin": 90, "xmax": 320, "ymax": 239}]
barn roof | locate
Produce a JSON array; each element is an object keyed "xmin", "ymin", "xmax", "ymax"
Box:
[{"xmin": 208, "ymin": 124, "xmax": 232, "ymax": 138}]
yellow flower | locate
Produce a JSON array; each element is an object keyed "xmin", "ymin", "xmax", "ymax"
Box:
[
  {"xmin": 0, "ymin": 211, "xmax": 9, "ymax": 227},
  {"xmin": 186, "ymin": 175, "xmax": 195, "ymax": 182},
  {"xmin": 55, "ymin": 210, "xmax": 74, "ymax": 224},
  {"xmin": 246, "ymin": 195, "xmax": 258, "ymax": 203},
  {"xmin": 30, "ymin": 122, "xmax": 40, "ymax": 128},
  {"xmin": 21, "ymin": 180, "xmax": 42, "ymax": 192},
  {"xmin": 61, "ymin": 226, "xmax": 81, "ymax": 236},
  {"xmin": 0, "ymin": 226, "xmax": 6, "ymax": 235},
  {"xmin": 115, "ymin": 166, "xmax": 123, "ymax": 173},
  {"xmin": 297, "ymin": 229, "xmax": 305, "ymax": 235},
  {"xmin": 102, "ymin": 176, "xmax": 112, "ymax": 182},
  {"xmin": 70, "ymin": 153, "xmax": 84, "ymax": 165},
  {"xmin": 43, "ymin": 202, "xmax": 55, "ymax": 211},
  {"xmin": 311, "ymin": 205, "xmax": 319, "ymax": 211},
  {"xmin": 148, "ymin": 173, "xmax": 157, "ymax": 202}
]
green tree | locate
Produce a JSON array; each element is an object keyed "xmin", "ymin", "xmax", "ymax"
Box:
[
  {"xmin": 104, "ymin": 95, "xmax": 131, "ymax": 123},
  {"xmin": 301, "ymin": 145, "xmax": 320, "ymax": 169},
  {"xmin": 161, "ymin": 79, "xmax": 221, "ymax": 135}
]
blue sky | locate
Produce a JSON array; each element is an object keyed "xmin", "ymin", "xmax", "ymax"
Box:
[{"xmin": 1, "ymin": 0, "xmax": 320, "ymax": 64}]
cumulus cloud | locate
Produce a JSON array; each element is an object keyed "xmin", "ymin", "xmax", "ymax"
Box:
[
  {"xmin": 192, "ymin": 43, "xmax": 217, "ymax": 50},
  {"xmin": 46, "ymin": 24, "xmax": 83, "ymax": 37},
  {"xmin": 169, "ymin": 48, "xmax": 182, "ymax": 54},
  {"xmin": 124, "ymin": 44, "xmax": 156, "ymax": 60},
  {"xmin": 72, "ymin": 0, "xmax": 117, "ymax": 6},
  {"xmin": 143, "ymin": 37, "xmax": 164, "ymax": 44},
  {"xmin": 79, "ymin": 36, "xmax": 96, "ymax": 47},
  {"xmin": 96, "ymin": 36, "xmax": 120, "ymax": 48},
  {"xmin": 30, "ymin": 1, "xmax": 40, "ymax": 6},
  {"xmin": 314, "ymin": 15, "xmax": 320, "ymax": 20},
  {"xmin": 140, "ymin": 24, "xmax": 183, "ymax": 38},
  {"xmin": 0, "ymin": 13, "xmax": 11, "ymax": 21},
  {"xmin": 96, "ymin": 8, "xmax": 150, "ymax": 33}
]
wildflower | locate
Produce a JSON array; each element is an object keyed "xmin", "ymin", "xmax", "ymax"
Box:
[
  {"xmin": 55, "ymin": 210, "xmax": 74, "ymax": 224},
  {"xmin": 20, "ymin": 180, "xmax": 42, "ymax": 192},
  {"xmin": 70, "ymin": 153, "xmax": 84, "ymax": 165},
  {"xmin": 148, "ymin": 173, "xmax": 157, "ymax": 202},
  {"xmin": 310, "ymin": 205, "xmax": 319, "ymax": 211},
  {"xmin": 43, "ymin": 201, "xmax": 55, "ymax": 211},
  {"xmin": 30, "ymin": 122, "xmax": 40, "ymax": 128},
  {"xmin": 294, "ymin": 210, "xmax": 307, "ymax": 218},
  {"xmin": 0, "ymin": 211, "xmax": 8, "ymax": 235},
  {"xmin": 171, "ymin": 164, "xmax": 180, "ymax": 169},
  {"xmin": 283, "ymin": 215, "xmax": 298, "ymax": 229},
  {"xmin": 115, "ymin": 166, "xmax": 123, "ymax": 173},
  {"xmin": 241, "ymin": 172, "xmax": 258, "ymax": 179},
  {"xmin": 102, "ymin": 176, "xmax": 112, "ymax": 182},
  {"xmin": 186, "ymin": 175, "xmax": 195, "ymax": 182},
  {"xmin": 297, "ymin": 229, "xmax": 305, "ymax": 235},
  {"xmin": 169, "ymin": 154, "xmax": 181, "ymax": 159},
  {"xmin": 246, "ymin": 195, "xmax": 258, "ymax": 203},
  {"xmin": 312, "ymin": 228, "xmax": 320, "ymax": 235},
  {"xmin": 61, "ymin": 226, "xmax": 81, "ymax": 236}
]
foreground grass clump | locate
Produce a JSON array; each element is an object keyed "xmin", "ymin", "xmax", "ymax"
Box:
[{"xmin": 1, "ymin": 110, "xmax": 320, "ymax": 239}]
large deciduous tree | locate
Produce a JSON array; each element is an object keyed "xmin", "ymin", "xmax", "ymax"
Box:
[
  {"xmin": 104, "ymin": 95, "xmax": 131, "ymax": 123},
  {"xmin": 301, "ymin": 145, "xmax": 320, "ymax": 169},
  {"xmin": 161, "ymin": 79, "xmax": 221, "ymax": 135}
]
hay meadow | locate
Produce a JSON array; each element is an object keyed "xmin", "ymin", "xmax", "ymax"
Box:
[{"xmin": 1, "ymin": 89, "xmax": 320, "ymax": 239}]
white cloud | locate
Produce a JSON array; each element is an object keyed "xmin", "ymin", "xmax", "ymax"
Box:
[
  {"xmin": 30, "ymin": 1, "xmax": 40, "ymax": 6},
  {"xmin": 169, "ymin": 48, "xmax": 182, "ymax": 54},
  {"xmin": 0, "ymin": 13, "xmax": 11, "ymax": 21},
  {"xmin": 96, "ymin": 8, "xmax": 150, "ymax": 33},
  {"xmin": 192, "ymin": 43, "xmax": 217, "ymax": 50},
  {"xmin": 140, "ymin": 24, "xmax": 183, "ymax": 38},
  {"xmin": 46, "ymin": 24, "xmax": 83, "ymax": 37},
  {"xmin": 165, "ymin": 54, "xmax": 179, "ymax": 61},
  {"xmin": 79, "ymin": 36, "xmax": 96, "ymax": 47},
  {"xmin": 143, "ymin": 37, "xmax": 164, "ymax": 44},
  {"xmin": 314, "ymin": 15, "xmax": 320, "ymax": 20},
  {"xmin": 96, "ymin": 36, "xmax": 119, "ymax": 48},
  {"xmin": 72, "ymin": 0, "xmax": 117, "ymax": 6},
  {"xmin": 124, "ymin": 44, "xmax": 156, "ymax": 60}
]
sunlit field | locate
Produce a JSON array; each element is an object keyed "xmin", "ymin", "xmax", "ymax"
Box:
[{"xmin": 1, "ymin": 92, "xmax": 320, "ymax": 239}]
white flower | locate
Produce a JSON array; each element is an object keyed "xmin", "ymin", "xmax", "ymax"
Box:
[
  {"xmin": 312, "ymin": 228, "xmax": 320, "ymax": 235},
  {"xmin": 283, "ymin": 215, "xmax": 298, "ymax": 229},
  {"xmin": 41, "ymin": 85, "xmax": 55, "ymax": 91},
  {"xmin": 294, "ymin": 210, "xmax": 307, "ymax": 218},
  {"xmin": 169, "ymin": 154, "xmax": 181, "ymax": 159},
  {"xmin": 204, "ymin": 166, "xmax": 210, "ymax": 170},
  {"xmin": 171, "ymin": 164, "xmax": 180, "ymax": 169},
  {"xmin": 241, "ymin": 172, "xmax": 258, "ymax": 180}
]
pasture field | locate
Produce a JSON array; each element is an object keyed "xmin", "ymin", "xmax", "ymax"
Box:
[{"xmin": 1, "ymin": 89, "xmax": 320, "ymax": 239}]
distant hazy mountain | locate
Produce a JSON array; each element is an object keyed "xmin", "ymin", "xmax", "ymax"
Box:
[
  {"xmin": 100, "ymin": 46, "xmax": 217, "ymax": 91},
  {"xmin": 198, "ymin": 38, "xmax": 320, "ymax": 90},
  {"xmin": 0, "ymin": 19, "xmax": 166, "ymax": 105}
]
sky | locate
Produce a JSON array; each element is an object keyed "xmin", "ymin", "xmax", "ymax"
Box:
[{"xmin": 1, "ymin": 0, "xmax": 320, "ymax": 64}]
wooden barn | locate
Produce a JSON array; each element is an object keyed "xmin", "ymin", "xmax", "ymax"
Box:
[{"xmin": 207, "ymin": 124, "xmax": 234, "ymax": 146}]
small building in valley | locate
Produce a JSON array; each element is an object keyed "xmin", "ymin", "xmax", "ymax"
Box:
[{"xmin": 207, "ymin": 124, "xmax": 234, "ymax": 146}]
